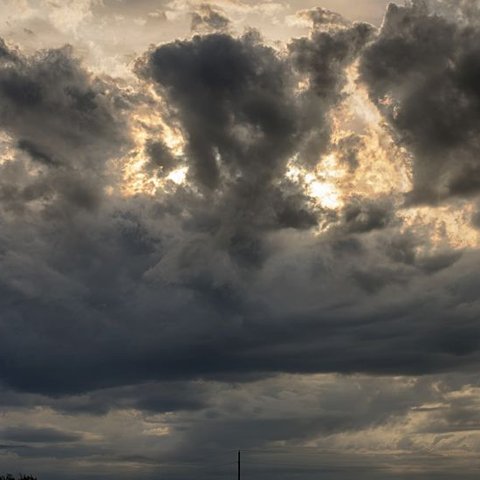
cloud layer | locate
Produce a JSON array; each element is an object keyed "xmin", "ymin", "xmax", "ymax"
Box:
[{"xmin": 1, "ymin": 1, "xmax": 480, "ymax": 479}]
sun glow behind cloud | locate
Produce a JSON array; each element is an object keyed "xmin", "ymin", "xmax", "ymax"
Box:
[
  {"xmin": 116, "ymin": 62, "xmax": 480, "ymax": 252},
  {"xmin": 121, "ymin": 94, "xmax": 187, "ymax": 196},
  {"xmin": 284, "ymin": 65, "xmax": 480, "ymax": 249},
  {"xmin": 0, "ymin": 131, "xmax": 16, "ymax": 166}
]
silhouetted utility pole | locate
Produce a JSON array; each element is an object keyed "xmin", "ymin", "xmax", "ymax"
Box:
[{"xmin": 237, "ymin": 450, "xmax": 241, "ymax": 480}]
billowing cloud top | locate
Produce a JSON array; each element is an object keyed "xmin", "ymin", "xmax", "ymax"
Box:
[{"xmin": 1, "ymin": 1, "xmax": 480, "ymax": 479}]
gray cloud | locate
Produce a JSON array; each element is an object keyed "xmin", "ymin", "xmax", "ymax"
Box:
[
  {"xmin": 136, "ymin": 32, "xmax": 300, "ymax": 191},
  {"xmin": 145, "ymin": 140, "xmax": 178, "ymax": 174},
  {"xmin": 342, "ymin": 197, "xmax": 394, "ymax": 233},
  {"xmin": 135, "ymin": 31, "xmax": 319, "ymax": 271},
  {"xmin": 134, "ymin": 22, "xmax": 374, "ymax": 273},
  {"xmin": 0, "ymin": 12, "xmax": 477, "ymax": 402},
  {"xmin": 5, "ymin": 373, "xmax": 480, "ymax": 480},
  {"xmin": 0, "ymin": 41, "xmax": 131, "ymax": 214},
  {"xmin": 0, "ymin": 427, "xmax": 81, "ymax": 444},
  {"xmin": 289, "ymin": 19, "xmax": 375, "ymax": 166},
  {"xmin": 191, "ymin": 4, "xmax": 231, "ymax": 33},
  {"xmin": 1, "ymin": 3, "xmax": 480, "ymax": 478},
  {"xmin": 360, "ymin": 0, "xmax": 480, "ymax": 203},
  {"xmin": 299, "ymin": 7, "xmax": 351, "ymax": 30}
]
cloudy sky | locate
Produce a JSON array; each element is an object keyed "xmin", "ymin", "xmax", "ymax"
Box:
[{"xmin": 2, "ymin": 0, "xmax": 480, "ymax": 478}]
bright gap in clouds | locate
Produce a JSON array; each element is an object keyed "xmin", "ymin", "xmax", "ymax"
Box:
[{"xmin": 308, "ymin": 178, "xmax": 341, "ymax": 209}]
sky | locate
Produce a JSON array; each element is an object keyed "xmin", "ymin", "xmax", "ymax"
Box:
[{"xmin": 2, "ymin": 0, "xmax": 480, "ymax": 479}]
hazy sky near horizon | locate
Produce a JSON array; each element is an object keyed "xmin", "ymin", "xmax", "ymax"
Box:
[{"xmin": 2, "ymin": 1, "xmax": 480, "ymax": 479}]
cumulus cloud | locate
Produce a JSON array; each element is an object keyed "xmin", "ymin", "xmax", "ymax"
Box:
[
  {"xmin": 360, "ymin": 0, "xmax": 480, "ymax": 203},
  {"xmin": 0, "ymin": 3, "xmax": 479, "ymax": 399},
  {"xmin": 0, "ymin": 41, "xmax": 132, "ymax": 213}
]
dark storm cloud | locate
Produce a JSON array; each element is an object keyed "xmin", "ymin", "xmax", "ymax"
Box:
[
  {"xmin": 4, "ymin": 240, "xmax": 480, "ymax": 398},
  {"xmin": 360, "ymin": 0, "xmax": 480, "ymax": 203},
  {"xmin": 0, "ymin": 380, "xmax": 208, "ymax": 415},
  {"xmin": 0, "ymin": 39, "xmax": 131, "ymax": 213},
  {"xmin": 289, "ymin": 20, "xmax": 374, "ymax": 100},
  {"xmin": 55, "ymin": 382, "xmax": 209, "ymax": 415},
  {"xmin": 0, "ymin": 4, "xmax": 480, "ymax": 422},
  {"xmin": 136, "ymin": 31, "xmax": 317, "ymax": 269},
  {"xmin": 135, "ymin": 23, "xmax": 374, "ymax": 272},
  {"xmin": 0, "ymin": 427, "xmax": 81, "ymax": 444},
  {"xmin": 288, "ymin": 16, "xmax": 374, "ymax": 167},
  {"xmin": 136, "ymin": 32, "xmax": 300, "ymax": 191},
  {"xmin": 137, "ymin": 22, "xmax": 373, "ymax": 189},
  {"xmin": 3, "ymin": 4, "xmax": 480, "ymax": 479}
]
